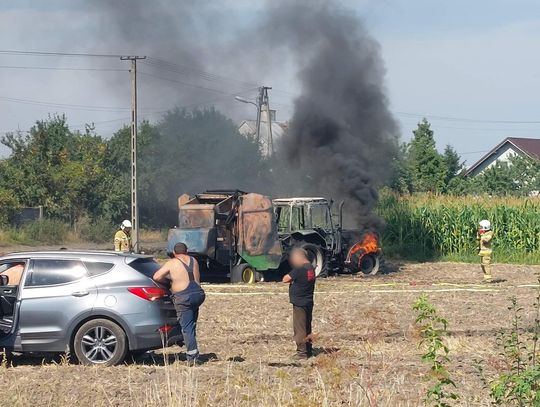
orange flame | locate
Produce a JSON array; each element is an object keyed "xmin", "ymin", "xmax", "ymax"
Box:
[{"xmin": 346, "ymin": 232, "xmax": 380, "ymax": 263}]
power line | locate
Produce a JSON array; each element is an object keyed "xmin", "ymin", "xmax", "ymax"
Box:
[
  {"xmin": 0, "ymin": 64, "xmax": 127, "ymax": 72},
  {"xmin": 143, "ymin": 58, "xmax": 258, "ymax": 89},
  {"xmin": 139, "ymin": 70, "xmax": 258, "ymax": 96},
  {"xmin": 69, "ymin": 116, "xmax": 134, "ymax": 130},
  {"xmin": 0, "ymin": 49, "xmax": 124, "ymax": 58},
  {"xmin": 144, "ymin": 57, "xmax": 297, "ymax": 97},
  {"xmin": 0, "ymin": 95, "xmax": 166, "ymax": 113},
  {"xmin": 3, "ymin": 90, "xmax": 259, "ymax": 135},
  {"xmin": 397, "ymin": 115, "xmax": 540, "ymax": 133},
  {"xmin": 457, "ymin": 150, "xmax": 490, "ymax": 155},
  {"xmin": 397, "ymin": 117, "xmax": 540, "ymax": 133},
  {"xmin": 395, "ymin": 111, "xmax": 540, "ymax": 125}
]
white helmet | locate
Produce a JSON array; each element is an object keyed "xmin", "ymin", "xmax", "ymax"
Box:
[
  {"xmin": 479, "ymin": 220, "xmax": 491, "ymax": 231},
  {"xmin": 121, "ymin": 219, "xmax": 132, "ymax": 229}
]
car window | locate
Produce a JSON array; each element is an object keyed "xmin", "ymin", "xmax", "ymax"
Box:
[
  {"xmin": 129, "ymin": 258, "xmax": 160, "ymax": 278},
  {"xmin": 0, "ymin": 261, "xmax": 26, "ymax": 273},
  {"xmin": 84, "ymin": 261, "xmax": 114, "ymax": 277},
  {"xmin": 0, "ymin": 260, "xmax": 27, "ymax": 286},
  {"xmin": 26, "ymin": 259, "xmax": 87, "ymax": 287}
]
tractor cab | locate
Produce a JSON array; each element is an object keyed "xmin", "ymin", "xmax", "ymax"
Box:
[
  {"xmin": 273, "ymin": 198, "xmax": 344, "ymax": 275},
  {"xmin": 273, "ymin": 197, "xmax": 381, "ymax": 276}
]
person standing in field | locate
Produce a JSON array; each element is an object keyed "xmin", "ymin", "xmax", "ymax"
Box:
[
  {"xmin": 282, "ymin": 247, "xmax": 316, "ymax": 359},
  {"xmin": 478, "ymin": 220, "xmax": 493, "ymax": 282},
  {"xmin": 114, "ymin": 220, "xmax": 133, "ymax": 252},
  {"xmin": 153, "ymin": 242, "xmax": 206, "ymax": 364}
]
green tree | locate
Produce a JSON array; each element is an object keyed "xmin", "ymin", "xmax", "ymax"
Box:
[
  {"xmin": 408, "ymin": 119, "xmax": 448, "ymax": 193},
  {"xmin": 0, "ymin": 115, "xmax": 110, "ymax": 222},
  {"xmin": 101, "ymin": 121, "xmax": 158, "ymax": 225},
  {"xmin": 507, "ymin": 154, "xmax": 540, "ymax": 196},
  {"xmin": 104, "ymin": 108, "xmax": 267, "ymax": 227},
  {"xmin": 445, "ymin": 174, "xmax": 477, "ymax": 195},
  {"xmin": 476, "ymin": 161, "xmax": 516, "ymax": 195},
  {"xmin": 389, "ymin": 142, "xmax": 413, "ymax": 194},
  {"xmin": 442, "ymin": 145, "xmax": 463, "ymax": 187}
]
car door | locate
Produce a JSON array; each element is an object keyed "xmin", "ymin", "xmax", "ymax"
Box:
[
  {"xmin": 18, "ymin": 258, "xmax": 98, "ymax": 352},
  {"xmin": 0, "ymin": 259, "xmax": 28, "ymax": 337}
]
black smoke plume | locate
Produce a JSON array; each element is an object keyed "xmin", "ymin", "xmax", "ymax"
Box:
[
  {"xmin": 85, "ymin": 0, "xmax": 399, "ymax": 228},
  {"xmin": 260, "ymin": 1, "xmax": 399, "ymax": 229}
]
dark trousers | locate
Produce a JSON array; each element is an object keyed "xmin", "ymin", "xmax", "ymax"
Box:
[
  {"xmin": 172, "ymin": 284, "xmax": 205, "ymax": 361},
  {"xmin": 293, "ymin": 304, "xmax": 313, "ymax": 357}
]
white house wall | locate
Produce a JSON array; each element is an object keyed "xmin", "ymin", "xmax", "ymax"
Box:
[{"xmin": 469, "ymin": 144, "xmax": 521, "ymax": 176}]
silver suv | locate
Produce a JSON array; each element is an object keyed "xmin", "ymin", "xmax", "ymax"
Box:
[{"xmin": 0, "ymin": 251, "xmax": 181, "ymax": 366}]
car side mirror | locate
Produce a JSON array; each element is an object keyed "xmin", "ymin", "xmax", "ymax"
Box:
[{"xmin": 0, "ymin": 274, "xmax": 9, "ymax": 286}]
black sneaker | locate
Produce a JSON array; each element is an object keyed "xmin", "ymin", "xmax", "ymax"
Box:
[
  {"xmin": 186, "ymin": 358, "xmax": 204, "ymax": 366},
  {"xmin": 292, "ymin": 353, "xmax": 309, "ymax": 361}
]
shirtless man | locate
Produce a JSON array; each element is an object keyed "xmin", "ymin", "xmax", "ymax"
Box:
[
  {"xmin": 153, "ymin": 243, "xmax": 206, "ymax": 363},
  {"xmin": 0, "ymin": 262, "xmax": 25, "ymax": 286}
]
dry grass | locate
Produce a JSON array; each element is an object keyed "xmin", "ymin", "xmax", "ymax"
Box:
[
  {"xmin": 140, "ymin": 229, "xmax": 167, "ymax": 243},
  {"xmin": 2, "ymin": 262, "xmax": 540, "ymax": 406}
]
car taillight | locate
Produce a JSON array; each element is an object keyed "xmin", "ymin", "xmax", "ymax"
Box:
[
  {"xmin": 159, "ymin": 324, "xmax": 173, "ymax": 333},
  {"xmin": 128, "ymin": 287, "xmax": 169, "ymax": 302}
]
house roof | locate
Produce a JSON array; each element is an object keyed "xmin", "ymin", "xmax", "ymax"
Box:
[
  {"xmin": 238, "ymin": 120, "xmax": 288, "ymax": 139},
  {"xmin": 466, "ymin": 137, "xmax": 540, "ymax": 175}
]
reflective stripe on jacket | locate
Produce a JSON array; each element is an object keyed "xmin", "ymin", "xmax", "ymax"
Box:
[
  {"xmin": 114, "ymin": 230, "xmax": 132, "ymax": 252},
  {"xmin": 478, "ymin": 230, "xmax": 493, "ymax": 256}
]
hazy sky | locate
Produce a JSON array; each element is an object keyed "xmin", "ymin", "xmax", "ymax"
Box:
[{"xmin": 1, "ymin": 0, "xmax": 539, "ymax": 166}]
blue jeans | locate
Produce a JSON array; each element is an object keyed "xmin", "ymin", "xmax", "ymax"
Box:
[{"xmin": 172, "ymin": 283, "xmax": 206, "ymax": 361}]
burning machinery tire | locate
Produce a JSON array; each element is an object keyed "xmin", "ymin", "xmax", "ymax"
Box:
[
  {"xmin": 358, "ymin": 253, "xmax": 380, "ymax": 275},
  {"xmin": 345, "ymin": 232, "xmax": 381, "ymax": 276}
]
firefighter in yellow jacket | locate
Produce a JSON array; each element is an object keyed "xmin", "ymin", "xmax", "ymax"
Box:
[
  {"xmin": 477, "ymin": 219, "xmax": 493, "ymax": 282},
  {"xmin": 114, "ymin": 220, "xmax": 133, "ymax": 252}
]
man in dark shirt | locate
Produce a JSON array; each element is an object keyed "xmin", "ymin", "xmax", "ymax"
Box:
[{"xmin": 282, "ymin": 247, "xmax": 316, "ymax": 359}]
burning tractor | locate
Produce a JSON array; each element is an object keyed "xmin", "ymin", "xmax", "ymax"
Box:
[
  {"xmin": 167, "ymin": 190, "xmax": 381, "ymax": 283},
  {"xmin": 273, "ymin": 197, "xmax": 381, "ymax": 277}
]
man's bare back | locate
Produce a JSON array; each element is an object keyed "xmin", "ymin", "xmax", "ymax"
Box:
[{"xmin": 153, "ymin": 254, "xmax": 200, "ymax": 293}]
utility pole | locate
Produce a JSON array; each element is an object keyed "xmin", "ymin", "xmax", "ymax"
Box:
[
  {"xmin": 120, "ymin": 55, "xmax": 146, "ymax": 253},
  {"xmin": 261, "ymin": 86, "xmax": 274, "ymax": 156},
  {"xmin": 255, "ymin": 87, "xmax": 263, "ymax": 146},
  {"xmin": 254, "ymin": 86, "xmax": 273, "ymax": 156},
  {"xmin": 235, "ymin": 86, "xmax": 273, "ymax": 156}
]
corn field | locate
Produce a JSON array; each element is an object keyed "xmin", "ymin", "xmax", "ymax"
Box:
[{"xmin": 378, "ymin": 193, "xmax": 540, "ymax": 262}]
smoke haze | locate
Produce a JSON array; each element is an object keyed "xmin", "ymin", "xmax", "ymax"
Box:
[
  {"xmin": 260, "ymin": 1, "xmax": 399, "ymax": 228},
  {"xmin": 88, "ymin": 0, "xmax": 399, "ymax": 229}
]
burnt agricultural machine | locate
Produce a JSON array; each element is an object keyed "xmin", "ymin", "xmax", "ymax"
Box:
[
  {"xmin": 273, "ymin": 197, "xmax": 381, "ymax": 277},
  {"xmin": 167, "ymin": 190, "xmax": 381, "ymax": 283}
]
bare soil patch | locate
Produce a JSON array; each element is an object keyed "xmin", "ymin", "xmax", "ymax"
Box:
[{"xmin": 2, "ymin": 261, "xmax": 539, "ymax": 406}]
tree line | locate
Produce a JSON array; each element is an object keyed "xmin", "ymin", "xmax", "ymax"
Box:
[
  {"xmin": 0, "ymin": 111, "xmax": 537, "ymax": 230},
  {"xmin": 390, "ymin": 118, "xmax": 540, "ymax": 196},
  {"xmin": 0, "ymin": 109, "xmax": 266, "ymax": 228}
]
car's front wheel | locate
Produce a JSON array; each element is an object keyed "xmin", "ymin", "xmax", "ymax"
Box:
[{"xmin": 73, "ymin": 319, "xmax": 127, "ymax": 366}]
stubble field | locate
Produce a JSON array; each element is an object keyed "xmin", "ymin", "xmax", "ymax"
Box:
[{"xmin": 2, "ymin": 261, "xmax": 540, "ymax": 406}]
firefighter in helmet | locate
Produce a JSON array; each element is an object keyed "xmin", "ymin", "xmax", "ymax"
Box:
[
  {"xmin": 477, "ymin": 220, "xmax": 493, "ymax": 282},
  {"xmin": 114, "ymin": 220, "xmax": 133, "ymax": 252}
]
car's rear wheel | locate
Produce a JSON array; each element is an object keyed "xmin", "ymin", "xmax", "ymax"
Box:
[{"xmin": 73, "ymin": 319, "xmax": 127, "ymax": 366}]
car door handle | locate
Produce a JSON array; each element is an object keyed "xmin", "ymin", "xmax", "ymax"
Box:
[{"xmin": 71, "ymin": 291, "xmax": 89, "ymax": 297}]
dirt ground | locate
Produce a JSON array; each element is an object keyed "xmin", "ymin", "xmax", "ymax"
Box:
[{"xmin": 2, "ymin": 261, "xmax": 540, "ymax": 407}]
